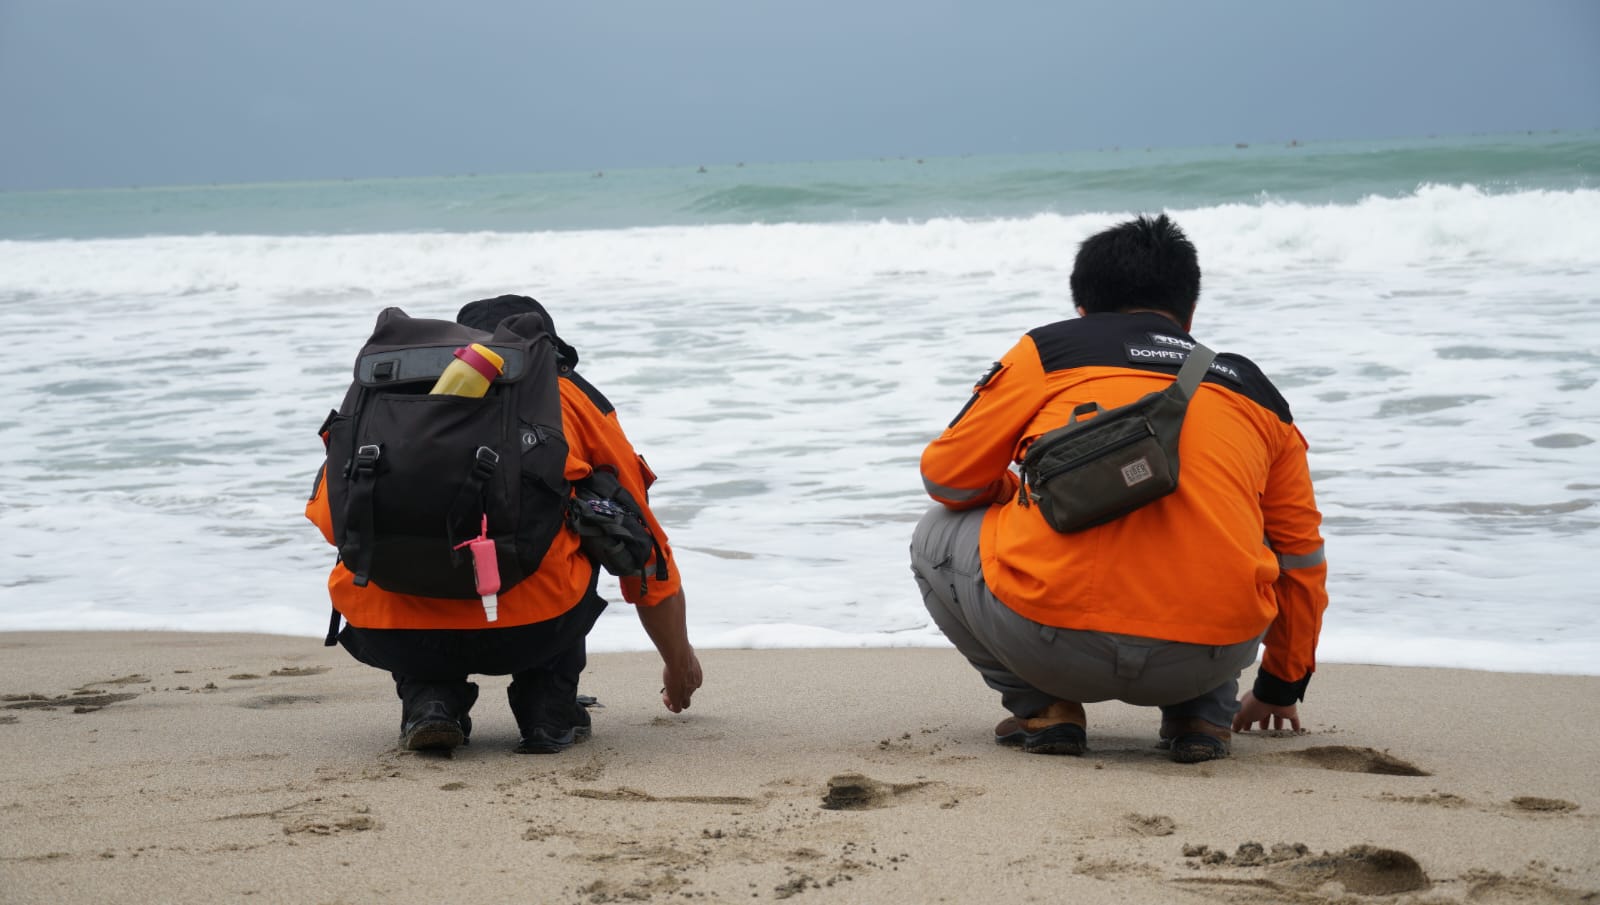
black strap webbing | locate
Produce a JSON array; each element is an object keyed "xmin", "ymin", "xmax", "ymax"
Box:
[
  {"xmin": 343, "ymin": 444, "xmax": 382, "ymax": 587},
  {"xmin": 445, "ymin": 446, "xmax": 500, "ymax": 556},
  {"xmin": 324, "ymin": 605, "xmax": 342, "ymax": 646}
]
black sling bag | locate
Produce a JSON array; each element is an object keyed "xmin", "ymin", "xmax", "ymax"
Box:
[{"xmin": 1018, "ymin": 342, "xmax": 1216, "ymax": 533}]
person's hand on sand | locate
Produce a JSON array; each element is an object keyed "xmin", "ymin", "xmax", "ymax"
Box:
[
  {"xmin": 661, "ymin": 650, "xmax": 703, "ymax": 713},
  {"xmin": 636, "ymin": 589, "xmax": 700, "ymax": 712},
  {"xmin": 1232, "ymin": 690, "xmax": 1301, "ymax": 732}
]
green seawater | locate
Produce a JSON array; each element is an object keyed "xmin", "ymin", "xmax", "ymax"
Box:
[{"xmin": 1, "ymin": 131, "xmax": 1595, "ymax": 240}]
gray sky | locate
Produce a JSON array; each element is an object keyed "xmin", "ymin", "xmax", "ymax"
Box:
[{"xmin": 2, "ymin": 0, "xmax": 1597, "ymax": 190}]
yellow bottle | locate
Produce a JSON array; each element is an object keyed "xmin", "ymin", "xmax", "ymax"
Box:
[{"xmin": 429, "ymin": 343, "xmax": 505, "ymax": 397}]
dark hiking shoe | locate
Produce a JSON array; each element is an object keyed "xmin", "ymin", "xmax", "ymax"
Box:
[
  {"xmin": 1168, "ymin": 733, "xmax": 1229, "ymax": 763},
  {"xmin": 400, "ymin": 700, "xmax": 467, "ymax": 752},
  {"xmin": 513, "ymin": 701, "xmax": 592, "ymax": 755},
  {"xmin": 1158, "ymin": 717, "xmax": 1232, "ymax": 764},
  {"xmin": 994, "ymin": 700, "xmax": 1088, "ymax": 756}
]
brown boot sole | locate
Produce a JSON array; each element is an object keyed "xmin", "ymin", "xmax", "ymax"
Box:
[
  {"xmin": 995, "ymin": 718, "xmax": 1087, "ymax": 756},
  {"xmin": 401, "ymin": 720, "xmax": 465, "ymax": 752}
]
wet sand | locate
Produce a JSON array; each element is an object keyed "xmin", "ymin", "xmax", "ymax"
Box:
[{"xmin": 1, "ymin": 631, "xmax": 1596, "ymax": 904}]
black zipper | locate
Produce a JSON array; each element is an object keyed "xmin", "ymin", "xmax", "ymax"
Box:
[{"xmin": 1034, "ymin": 421, "xmax": 1155, "ymax": 483}]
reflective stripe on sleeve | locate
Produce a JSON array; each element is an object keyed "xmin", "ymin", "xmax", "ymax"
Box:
[
  {"xmin": 923, "ymin": 476, "xmax": 988, "ymax": 502},
  {"xmin": 1275, "ymin": 545, "xmax": 1326, "ymax": 570}
]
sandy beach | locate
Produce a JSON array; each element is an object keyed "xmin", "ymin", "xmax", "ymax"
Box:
[{"xmin": 1, "ymin": 631, "xmax": 1596, "ymax": 904}]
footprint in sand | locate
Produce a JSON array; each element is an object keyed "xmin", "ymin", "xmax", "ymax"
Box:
[
  {"xmin": 85, "ymin": 674, "xmax": 150, "ymax": 686},
  {"xmin": 1269, "ymin": 745, "xmax": 1430, "ymax": 776},
  {"xmin": 1178, "ymin": 843, "xmax": 1430, "ymax": 896},
  {"xmin": 1269, "ymin": 845, "xmax": 1430, "ymax": 895},
  {"xmin": 1509, "ymin": 796, "xmax": 1579, "ymax": 814},
  {"xmin": 268, "ymin": 666, "xmax": 330, "ymax": 678},
  {"xmin": 277, "ymin": 799, "xmax": 377, "ymax": 836},
  {"xmin": 239, "ymin": 695, "xmax": 322, "ymax": 710},
  {"xmin": 1377, "ymin": 790, "xmax": 1471, "ymax": 808},
  {"xmin": 566, "ymin": 787, "xmax": 757, "ymax": 806},
  {"xmin": 819, "ymin": 773, "xmax": 934, "ymax": 811},
  {"xmin": 1378, "ymin": 792, "xmax": 1582, "ymax": 816},
  {"xmin": 1464, "ymin": 868, "xmax": 1598, "ymax": 904},
  {"xmin": 3, "ymin": 692, "xmax": 138, "ymax": 714},
  {"xmin": 1123, "ymin": 813, "xmax": 1177, "ymax": 836},
  {"xmin": 1182, "ymin": 841, "xmax": 1309, "ymax": 866},
  {"xmin": 218, "ymin": 795, "xmax": 378, "ymax": 836}
]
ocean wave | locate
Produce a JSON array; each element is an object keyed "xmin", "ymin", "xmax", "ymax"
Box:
[
  {"xmin": 2, "ymin": 185, "xmax": 1596, "ymax": 299},
  {"xmin": 2, "ymin": 170, "xmax": 1596, "ymax": 672}
]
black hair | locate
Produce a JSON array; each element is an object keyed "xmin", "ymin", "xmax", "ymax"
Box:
[{"xmin": 1068, "ymin": 214, "xmax": 1201, "ymax": 325}]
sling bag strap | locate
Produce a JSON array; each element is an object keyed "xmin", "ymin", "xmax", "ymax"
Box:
[
  {"xmin": 1015, "ymin": 340, "xmax": 1220, "ymax": 532},
  {"xmin": 1168, "ymin": 341, "xmax": 1217, "ymax": 404}
]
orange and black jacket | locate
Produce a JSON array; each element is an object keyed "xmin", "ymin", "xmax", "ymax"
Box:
[
  {"xmin": 306, "ymin": 370, "xmax": 681, "ymax": 630},
  {"xmin": 921, "ymin": 312, "xmax": 1327, "ymax": 705}
]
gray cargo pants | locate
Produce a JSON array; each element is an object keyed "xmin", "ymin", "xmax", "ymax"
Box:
[{"xmin": 910, "ymin": 505, "xmax": 1257, "ymax": 730}]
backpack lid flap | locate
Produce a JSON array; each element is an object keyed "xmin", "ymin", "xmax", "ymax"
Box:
[
  {"xmin": 492, "ymin": 311, "xmax": 556, "ymax": 345},
  {"xmin": 356, "ymin": 345, "xmax": 529, "ymax": 386}
]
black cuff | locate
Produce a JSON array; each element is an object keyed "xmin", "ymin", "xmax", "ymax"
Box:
[{"xmin": 1253, "ymin": 667, "xmax": 1311, "ymax": 706}]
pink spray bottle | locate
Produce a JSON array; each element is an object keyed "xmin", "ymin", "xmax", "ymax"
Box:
[{"xmin": 453, "ymin": 515, "xmax": 501, "ymax": 622}]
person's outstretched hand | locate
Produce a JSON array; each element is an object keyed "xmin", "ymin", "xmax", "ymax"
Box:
[
  {"xmin": 1232, "ymin": 690, "xmax": 1301, "ymax": 732},
  {"xmin": 635, "ymin": 589, "xmax": 701, "ymax": 713},
  {"xmin": 661, "ymin": 650, "xmax": 703, "ymax": 713}
]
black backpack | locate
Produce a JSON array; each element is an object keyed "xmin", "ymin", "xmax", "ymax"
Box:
[{"xmin": 318, "ymin": 307, "xmax": 570, "ymax": 604}]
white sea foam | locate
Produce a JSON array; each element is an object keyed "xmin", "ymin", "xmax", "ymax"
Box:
[
  {"xmin": 1, "ymin": 186, "xmax": 1597, "ymax": 674},
  {"xmin": 4, "ymin": 185, "xmax": 1597, "ymax": 297}
]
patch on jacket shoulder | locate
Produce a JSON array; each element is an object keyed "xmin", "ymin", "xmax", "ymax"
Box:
[
  {"xmin": 1125, "ymin": 343, "xmax": 1243, "ymax": 383},
  {"xmin": 974, "ymin": 361, "xmax": 1003, "ymax": 389}
]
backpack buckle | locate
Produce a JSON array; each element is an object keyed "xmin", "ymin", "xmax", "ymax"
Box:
[
  {"xmin": 350, "ymin": 444, "xmax": 381, "ymax": 476},
  {"xmin": 471, "ymin": 446, "xmax": 500, "ymax": 480}
]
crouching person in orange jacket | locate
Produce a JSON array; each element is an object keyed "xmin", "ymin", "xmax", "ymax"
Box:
[
  {"xmin": 306, "ymin": 295, "xmax": 701, "ymax": 753},
  {"xmin": 911, "ymin": 216, "xmax": 1327, "ymax": 763}
]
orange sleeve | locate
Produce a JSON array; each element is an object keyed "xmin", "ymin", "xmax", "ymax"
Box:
[
  {"xmin": 560, "ymin": 380, "xmax": 683, "ymax": 606},
  {"xmin": 919, "ymin": 338, "xmax": 1043, "ymax": 509},
  {"xmin": 1257, "ymin": 424, "xmax": 1329, "ymax": 703},
  {"xmin": 305, "ymin": 465, "xmax": 335, "ymax": 546}
]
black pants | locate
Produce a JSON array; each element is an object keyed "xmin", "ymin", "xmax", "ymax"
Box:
[{"xmin": 337, "ymin": 584, "xmax": 607, "ymax": 734}]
